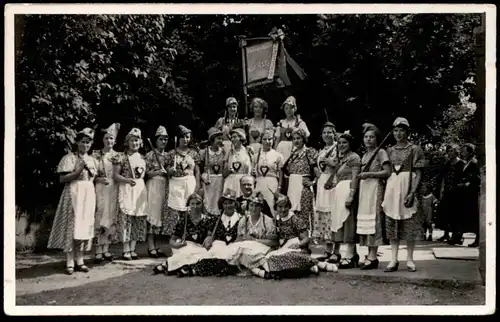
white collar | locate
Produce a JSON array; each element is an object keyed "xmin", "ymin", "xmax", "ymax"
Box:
[
  {"xmin": 277, "ymin": 211, "xmax": 294, "ymax": 221},
  {"xmin": 221, "ymin": 212, "xmax": 241, "ymax": 228}
]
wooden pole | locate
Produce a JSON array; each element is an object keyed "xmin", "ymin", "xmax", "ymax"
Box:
[{"xmin": 239, "ymin": 36, "xmax": 249, "ymax": 117}]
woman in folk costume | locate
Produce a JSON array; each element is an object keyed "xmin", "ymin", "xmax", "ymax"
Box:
[
  {"xmin": 214, "ymin": 97, "xmax": 245, "ymax": 155},
  {"xmin": 180, "ymin": 189, "xmax": 244, "ymax": 277},
  {"xmin": 262, "ymin": 194, "xmax": 325, "ymax": 279},
  {"xmin": 112, "ymin": 128, "xmax": 148, "ymax": 260},
  {"xmin": 282, "ymin": 128, "xmax": 318, "ymax": 237},
  {"xmin": 356, "ymin": 124, "xmax": 391, "ymax": 270},
  {"xmin": 163, "ymin": 125, "xmax": 201, "ymax": 236},
  {"xmin": 48, "ymin": 128, "xmax": 98, "ymax": 274},
  {"xmin": 459, "ymin": 143, "xmax": 481, "ymax": 247},
  {"xmin": 313, "ymin": 122, "xmax": 338, "ymax": 249},
  {"xmin": 231, "ymin": 192, "xmax": 278, "ymax": 279},
  {"xmin": 253, "ymin": 129, "xmax": 284, "ymax": 217},
  {"xmin": 144, "ymin": 125, "xmax": 169, "ymax": 258},
  {"xmin": 381, "ymin": 117, "xmax": 426, "ymax": 273},
  {"xmin": 152, "ymin": 193, "xmax": 213, "ymax": 276},
  {"xmin": 245, "ymin": 97, "xmax": 274, "ymax": 154},
  {"xmin": 92, "ymin": 123, "xmax": 120, "ymax": 263},
  {"xmin": 274, "ymin": 96, "xmax": 310, "ymax": 163},
  {"xmin": 327, "ymin": 131, "xmax": 361, "ymax": 269},
  {"xmin": 199, "ymin": 127, "xmax": 226, "ymax": 216},
  {"xmin": 222, "ymin": 127, "xmax": 253, "ymax": 198}
]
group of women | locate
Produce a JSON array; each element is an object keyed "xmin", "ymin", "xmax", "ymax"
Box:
[{"xmin": 47, "ymin": 95, "xmax": 474, "ymax": 279}]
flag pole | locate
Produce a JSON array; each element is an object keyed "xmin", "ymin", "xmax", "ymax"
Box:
[{"xmin": 239, "ymin": 36, "xmax": 249, "ymax": 117}]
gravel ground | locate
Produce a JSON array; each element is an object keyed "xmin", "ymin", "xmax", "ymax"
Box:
[{"xmin": 16, "ymin": 268, "xmax": 485, "ymax": 306}]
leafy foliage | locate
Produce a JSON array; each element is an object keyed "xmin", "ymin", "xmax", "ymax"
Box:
[{"xmin": 15, "ymin": 13, "xmax": 481, "ymax": 220}]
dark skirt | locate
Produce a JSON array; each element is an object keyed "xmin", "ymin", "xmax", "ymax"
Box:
[
  {"xmin": 189, "ymin": 258, "xmax": 239, "ymax": 277},
  {"xmin": 385, "ymin": 203, "xmax": 425, "ymax": 241}
]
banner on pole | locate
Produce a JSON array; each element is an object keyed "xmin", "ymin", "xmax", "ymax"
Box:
[
  {"xmin": 242, "ymin": 28, "xmax": 307, "ymax": 89},
  {"xmin": 245, "ymin": 40, "xmax": 279, "ymax": 88}
]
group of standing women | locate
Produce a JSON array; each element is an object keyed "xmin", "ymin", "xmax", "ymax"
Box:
[{"xmin": 47, "ymin": 94, "xmax": 471, "ymax": 278}]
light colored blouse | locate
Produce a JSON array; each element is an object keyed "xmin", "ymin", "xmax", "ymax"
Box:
[
  {"xmin": 237, "ymin": 213, "xmax": 277, "ymax": 240},
  {"xmin": 255, "ymin": 148, "xmax": 284, "ymax": 178}
]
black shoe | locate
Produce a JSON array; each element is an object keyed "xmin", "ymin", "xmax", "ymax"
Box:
[
  {"xmin": 468, "ymin": 241, "xmax": 479, "ymax": 247},
  {"xmin": 156, "ymin": 249, "xmax": 167, "ymax": 258},
  {"xmin": 65, "ymin": 266, "xmax": 74, "ymax": 275},
  {"xmin": 360, "ymin": 256, "xmax": 379, "ymax": 270},
  {"xmin": 177, "ymin": 266, "xmax": 193, "ymax": 277},
  {"xmin": 75, "ymin": 264, "xmax": 90, "ymax": 273},
  {"xmin": 148, "ymin": 249, "xmax": 159, "ymax": 258},
  {"xmin": 426, "ymin": 236, "xmax": 433, "ymax": 242},
  {"xmin": 338, "ymin": 254, "xmax": 359, "ymax": 269},
  {"xmin": 438, "ymin": 235, "xmax": 449, "ymax": 242},
  {"xmin": 384, "ymin": 261, "xmax": 399, "ymax": 272},
  {"xmin": 316, "ymin": 251, "xmax": 332, "ymax": 262},
  {"xmin": 94, "ymin": 253, "xmax": 104, "ymax": 264},
  {"xmin": 326, "ymin": 252, "xmax": 342, "ymax": 264},
  {"xmin": 103, "ymin": 252, "xmax": 114, "ymax": 261},
  {"xmin": 153, "ymin": 262, "xmax": 168, "ymax": 275}
]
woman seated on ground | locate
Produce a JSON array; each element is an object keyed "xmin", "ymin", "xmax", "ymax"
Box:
[
  {"xmin": 261, "ymin": 193, "xmax": 327, "ymax": 279},
  {"xmin": 153, "ymin": 193, "xmax": 212, "ymax": 276},
  {"xmin": 183, "ymin": 189, "xmax": 244, "ymax": 277},
  {"xmin": 228, "ymin": 192, "xmax": 279, "ymax": 279}
]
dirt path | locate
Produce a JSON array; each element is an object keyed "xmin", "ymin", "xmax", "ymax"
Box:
[{"xmin": 16, "ymin": 268, "xmax": 485, "ymax": 306}]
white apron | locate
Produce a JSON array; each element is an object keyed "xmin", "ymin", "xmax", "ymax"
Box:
[
  {"xmin": 256, "ymin": 176, "xmax": 279, "ymax": 216},
  {"xmin": 203, "ymin": 174, "xmax": 224, "ymax": 215},
  {"xmin": 315, "ymin": 173, "xmax": 334, "ymax": 212},
  {"xmin": 167, "ymin": 241, "xmax": 209, "ymax": 272},
  {"xmin": 146, "ymin": 176, "xmax": 167, "ymax": 227},
  {"xmin": 287, "ymin": 174, "xmax": 305, "ymax": 212},
  {"xmin": 224, "ymin": 240, "xmax": 271, "ymax": 269},
  {"xmin": 330, "ymin": 180, "xmax": 351, "ymax": 232},
  {"xmin": 95, "ymin": 152, "xmax": 118, "ymax": 229},
  {"xmin": 382, "ymin": 172, "xmax": 418, "ymax": 220},
  {"xmin": 168, "ymin": 175, "xmax": 197, "ymax": 211},
  {"xmin": 70, "ymin": 181, "xmax": 96, "ymax": 240},
  {"xmin": 265, "ymin": 237, "xmax": 301, "ymax": 257},
  {"xmin": 205, "ymin": 240, "xmax": 236, "ymax": 261},
  {"xmin": 95, "ymin": 179, "xmax": 117, "ymax": 229},
  {"xmin": 118, "ymin": 179, "xmax": 148, "ymax": 217},
  {"xmin": 276, "ymin": 141, "xmax": 293, "ymax": 165},
  {"xmin": 223, "ymin": 174, "xmax": 245, "ymax": 197},
  {"xmin": 357, "ymin": 178, "xmax": 379, "ymax": 235}
]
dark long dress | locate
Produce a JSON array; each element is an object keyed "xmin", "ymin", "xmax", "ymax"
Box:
[
  {"xmin": 434, "ymin": 159, "xmax": 466, "ymax": 231},
  {"xmin": 457, "ymin": 159, "xmax": 481, "ymax": 233},
  {"xmin": 264, "ymin": 213, "xmax": 318, "ymax": 278}
]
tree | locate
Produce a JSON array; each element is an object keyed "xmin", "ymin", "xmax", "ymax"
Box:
[{"xmin": 15, "ymin": 13, "xmax": 481, "ymax": 227}]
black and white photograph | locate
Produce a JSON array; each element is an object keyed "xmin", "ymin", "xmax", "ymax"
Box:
[{"xmin": 4, "ymin": 3, "xmax": 496, "ymax": 315}]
